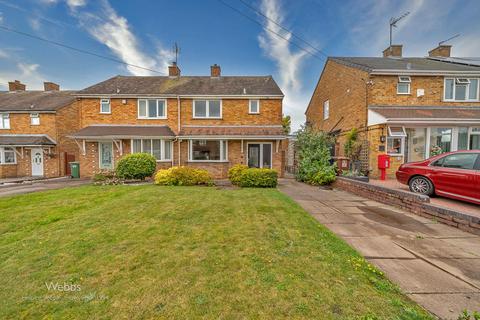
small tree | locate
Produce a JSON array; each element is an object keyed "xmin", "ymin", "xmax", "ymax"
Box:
[
  {"xmin": 343, "ymin": 128, "xmax": 363, "ymax": 172},
  {"xmin": 282, "ymin": 115, "xmax": 291, "ymax": 135},
  {"xmin": 295, "ymin": 126, "xmax": 336, "ymax": 185}
]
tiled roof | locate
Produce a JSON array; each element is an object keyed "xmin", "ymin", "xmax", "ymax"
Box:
[
  {"xmin": 179, "ymin": 126, "xmax": 285, "ymax": 137},
  {"xmin": 369, "ymin": 106, "xmax": 480, "ymax": 119},
  {"xmin": 0, "ymin": 134, "xmax": 56, "ymax": 146},
  {"xmin": 70, "ymin": 125, "xmax": 175, "ymax": 138},
  {"xmin": 77, "ymin": 75, "xmax": 284, "ymax": 96},
  {"xmin": 330, "ymin": 57, "xmax": 480, "ymax": 73},
  {"xmin": 0, "ymin": 91, "xmax": 76, "ymax": 112}
]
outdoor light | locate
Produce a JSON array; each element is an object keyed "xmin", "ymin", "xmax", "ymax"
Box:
[{"xmin": 380, "ymin": 135, "xmax": 386, "ymax": 143}]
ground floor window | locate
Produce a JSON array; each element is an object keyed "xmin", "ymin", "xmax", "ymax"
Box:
[
  {"xmin": 0, "ymin": 147, "xmax": 16, "ymax": 164},
  {"xmin": 189, "ymin": 140, "xmax": 227, "ymax": 162},
  {"xmin": 132, "ymin": 139, "xmax": 172, "ymax": 161},
  {"xmin": 247, "ymin": 143, "xmax": 272, "ymax": 168}
]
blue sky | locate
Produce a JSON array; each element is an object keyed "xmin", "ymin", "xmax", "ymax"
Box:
[{"xmin": 0, "ymin": 0, "xmax": 479, "ymax": 130}]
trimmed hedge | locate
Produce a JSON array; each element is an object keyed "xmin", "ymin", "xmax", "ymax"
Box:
[
  {"xmin": 155, "ymin": 166, "xmax": 213, "ymax": 186},
  {"xmin": 228, "ymin": 165, "xmax": 278, "ymax": 188},
  {"xmin": 116, "ymin": 153, "xmax": 156, "ymax": 180}
]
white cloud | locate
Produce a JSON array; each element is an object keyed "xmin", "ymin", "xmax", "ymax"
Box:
[
  {"xmin": 0, "ymin": 11, "xmax": 3, "ymax": 23},
  {"xmin": 29, "ymin": 17, "xmax": 41, "ymax": 30},
  {"xmin": 66, "ymin": 0, "xmax": 86, "ymax": 9},
  {"xmin": 0, "ymin": 62, "xmax": 45, "ymax": 90},
  {"xmin": 0, "ymin": 49, "xmax": 8, "ymax": 59},
  {"xmin": 258, "ymin": 0, "xmax": 309, "ymax": 131},
  {"xmin": 67, "ymin": 0, "xmax": 172, "ymax": 76}
]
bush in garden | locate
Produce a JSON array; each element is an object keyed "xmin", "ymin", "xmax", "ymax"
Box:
[
  {"xmin": 92, "ymin": 170, "xmax": 123, "ymax": 185},
  {"xmin": 154, "ymin": 166, "xmax": 213, "ymax": 186},
  {"xmin": 295, "ymin": 125, "xmax": 337, "ymax": 185},
  {"xmin": 228, "ymin": 164, "xmax": 249, "ymax": 185},
  {"xmin": 116, "ymin": 153, "xmax": 156, "ymax": 180},
  {"xmin": 237, "ymin": 168, "xmax": 278, "ymax": 188}
]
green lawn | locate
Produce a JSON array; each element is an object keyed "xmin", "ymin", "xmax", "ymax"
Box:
[{"xmin": 0, "ymin": 185, "xmax": 432, "ymax": 319}]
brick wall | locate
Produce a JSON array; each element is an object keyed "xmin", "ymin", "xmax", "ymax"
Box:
[
  {"xmin": 55, "ymin": 100, "xmax": 81, "ymax": 176},
  {"xmin": 1, "ymin": 113, "xmax": 57, "ymax": 137},
  {"xmin": 333, "ymin": 177, "xmax": 480, "ymax": 235}
]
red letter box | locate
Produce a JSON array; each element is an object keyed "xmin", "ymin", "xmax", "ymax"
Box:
[{"xmin": 377, "ymin": 154, "xmax": 390, "ymax": 169}]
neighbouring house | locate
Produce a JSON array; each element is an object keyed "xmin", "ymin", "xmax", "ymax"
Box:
[
  {"xmin": 305, "ymin": 44, "xmax": 480, "ymax": 178},
  {"xmin": 0, "ymin": 81, "xmax": 79, "ymax": 179},
  {"xmin": 69, "ymin": 63, "xmax": 286, "ymax": 178}
]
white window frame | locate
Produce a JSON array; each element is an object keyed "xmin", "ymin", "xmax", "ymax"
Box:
[
  {"xmin": 397, "ymin": 76, "xmax": 411, "ymax": 95},
  {"xmin": 247, "ymin": 142, "xmax": 273, "ymax": 169},
  {"xmin": 130, "ymin": 139, "xmax": 172, "ymax": 161},
  {"xmin": 188, "ymin": 139, "xmax": 228, "ymax": 162},
  {"xmin": 444, "ymin": 77, "xmax": 480, "ymax": 102},
  {"xmin": 137, "ymin": 99, "xmax": 168, "ymax": 119},
  {"xmin": 249, "ymin": 100, "xmax": 260, "ymax": 114},
  {"xmin": 30, "ymin": 113, "xmax": 40, "ymax": 126},
  {"xmin": 323, "ymin": 100, "xmax": 329, "ymax": 120},
  {"xmin": 193, "ymin": 100, "xmax": 222, "ymax": 119},
  {"xmin": 0, "ymin": 147, "xmax": 16, "ymax": 164},
  {"xmin": 386, "ymin": 136, "xmax": 405, "ymax": 156},
  {"xmin": 0, "ymin": 113, "xmax": 10, "ymax": 129},
  {"xmin": 100, "ymin": 98, "xmax": 111, "ymax": 114},
  {"xmin": 388, "ymin": 126, "xmax": 407, "ymax": 137}
]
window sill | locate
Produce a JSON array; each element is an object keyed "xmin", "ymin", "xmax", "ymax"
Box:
[
  {"xmin": 156, "ymin": 160, "xmax": 172, "ymax": 163},
  {"xmin": 0, "ymin": 163, "xmax": 17, "ymax": 165},
  {"xmin": 187, "ymin": 160, "xmax": 229, "ymax": 163},
  {"xmin": 0, "ymin": 128, "xmax": 11, "ymax": 130},
  {"xmin": 396, "ymin": 93, "xmax": 411, "ymax": 95},
  {"xmin": 138, "ymin": 117, "xmax": 168, "ymax": 120},
  {"xmin": 387, "ymin": 154, "xmax": 403, "ymax": 157},
  {"xmin": 100, "ymin": 112, "xmax": 111, "ymax": 115},
  {"xmin": 192, "ymin": 117, "xmax": 222, "ymax": 120},
  {"xmin": 443, "ymin": 99, "xmax": 479, "ymax": 102}
]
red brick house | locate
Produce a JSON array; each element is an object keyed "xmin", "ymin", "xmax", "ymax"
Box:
[
  {"xmin": 0, "ymin": 81, "xmax": 79, "ymax": 179},
  {"xmin": 70, "ymin": 64, "xmax": 286, "ymax": 178},
  {"xmin": 305, "ymin": 45, "xmax": 480, "ymax": 178}
]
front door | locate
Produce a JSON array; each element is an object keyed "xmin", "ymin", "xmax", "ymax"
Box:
[
  {"xmin": 248, "ymin": 143, "xmax": 272, "ymax": 169},
  {"xmin": 99, "ymin": 142, "xmax": 114, "ymax": 170},
  {"xmin": 31, "ymin": 148, "xmax": 44, "ymax": 176}
]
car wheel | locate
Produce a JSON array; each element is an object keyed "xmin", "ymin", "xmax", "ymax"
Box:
[{"xmin": 409, "ymin": 176, "xmax": 434, "ymax": 196}]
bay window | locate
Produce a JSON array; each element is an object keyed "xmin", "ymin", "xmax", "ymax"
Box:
[
  {"xmin": 429, "ymin": 128, "xmax": 452, "ymax": 156},
  {"xmin": 131, "ymin": 139, "xmax": 172, "ymax": 161},
  {"xmin": 189, "ymin": 140, "xmax": 227, "ymax": 162},
  {"xmin": 138, "ymin": 99, "xmax": 167, "ymax": 119},
  {"xmin": 193, "ymin": 100, "xmax": 222, "ymax": 118},
  {"xmin": 0, "ymin": 147, "xmax": 16, "ymax": 164},
  {"xmin": 471, "ymin": 127, "xmax": 480, "ymax": 150},
  {"xmin": 0, "ymin": 113, "xmax": 10, "ymax": 129},
  {"xmin": 444, "ymin": 78, "xmax": 479, "ymax": 101}
]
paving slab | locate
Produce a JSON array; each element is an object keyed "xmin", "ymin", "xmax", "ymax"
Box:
[
  {"xmin": 370, "ymin": 258, "xmax": 477, "ymax": 293},
  {"xmin": 278, "ymin": 179, "xmax": 480, "ymax": 318},
  {"xmin": 408, "ymin": 293, "xmax": 480, "ymax": 320}
]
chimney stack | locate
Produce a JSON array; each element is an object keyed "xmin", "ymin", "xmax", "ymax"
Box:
[
  {"xmin": 8, "ymin": 80, "xmax": 26, "ymax": 92},
  {"xmin": 428, "ymin": 45, "xmax": 451, "ymax": 58},
  {"xmin": 383, "ymin": 45, "xmax": 403, "ymax": 57},
  {"xmin": 44, "ymin": 82, "xmax": 60, "ymax": 91},
  {"xmin": 168, "ymin": 62, "xmax": 180, "ymax": 77},
  {"xmin": 210, "ymin": 64, "xmax": 221, "ymax": 77}
]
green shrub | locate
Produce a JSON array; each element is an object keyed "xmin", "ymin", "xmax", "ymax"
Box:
[
  {"xmin": 310, "ymin": 166, "xmax": 336, "ymax": 185},
  {"xmin": 228, "ymin": 164, "xmax": 249, "ymax": 185},
  {"xmin": 154, "ymin": 166, "xmax": 213, "ymax": 186},
  {"xmin": 237, "ymin": 168, "xmax": 278, "ymax": 188},
  {"xmin": 116, "ymin": 153, "xmax": 156, "ymax": 180}
]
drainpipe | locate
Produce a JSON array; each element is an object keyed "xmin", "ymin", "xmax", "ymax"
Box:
[{"xmin": 177, "ymin": 95, "xmax": 181, "ymax": 166}]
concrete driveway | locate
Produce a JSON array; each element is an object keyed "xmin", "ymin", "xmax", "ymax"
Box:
[
  {"xmin": 0, "ymin": 177, "xmax": 90, "ymax": 198},
  {"xmin": 279, "ymin": 179, "xmax": 480, "ymax": 319}
]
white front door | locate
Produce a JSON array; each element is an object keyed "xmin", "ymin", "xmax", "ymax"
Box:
[{"xmin": 31, "ymin": 148, "xmax": 44, "ymax": 176}]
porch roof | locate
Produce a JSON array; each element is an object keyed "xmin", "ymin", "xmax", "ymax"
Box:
[
  {"xmin": 0, "ymin": 134, "xmax": 56, "ymax": 146},
  {"xmin": 368, "ymin": 106, "xmax": 480, "ymax": 125},
  {"xmin": 69, "ymin": 125, "xmax": 175, "ymax": 139},
  {"xmin": 178, "ymin": 125, "xmax": 286, "ymax": 139}
]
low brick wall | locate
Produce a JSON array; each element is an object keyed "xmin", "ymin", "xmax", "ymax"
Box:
[{"xmin": 333, "ymin": 177, "xmax": 480, "ymax": 235}]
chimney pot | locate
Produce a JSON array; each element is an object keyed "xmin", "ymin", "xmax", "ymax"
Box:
[
  {"xmin": 428, "ymin": 45, "xmax": 451, "ymax": 57},
  {"xmin": 8, "ymin": 80, "xmax": 26, "ymax": 91},
  {"xmin": 168, "ymin": 62, "xmax": 181, "ymax": 77},
  {"xmin": 211, "ymin": 64, "xmax": 221, "ymax": 77},
  {"xmin": 383, "ymin": 45, "xmax": 403, "ymax": 57},
  {"xmin": 44, "ymin": 82, "xmax": 60, "ymax": 91}
]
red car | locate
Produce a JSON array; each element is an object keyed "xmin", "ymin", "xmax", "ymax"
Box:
[{"xmin": 396, "ymin": 150, "xmax": 480, "ymax": 205}]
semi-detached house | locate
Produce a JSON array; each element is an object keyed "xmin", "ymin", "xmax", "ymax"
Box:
[
  {"xmin": 70, "ymin": 64, "xmax": 286, "ymax": 178},
  {"xmin": 0, "ymin": 81, "xmax": 79, "ymax": 179},
  {"xmin": 306, "ymin": 44, "xmax": 480, "ymax": 178}
]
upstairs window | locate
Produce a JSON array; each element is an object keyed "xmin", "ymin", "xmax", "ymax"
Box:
[
  {"xmin": 323, "ymin": 100, "xmax": 329, "ymax": 120},
  {"xmin": 193, "ymin": 100, "xmax": 222, "ymax": 118},
  {"xmin": 0, "ymin": 113, "xmax": 10, "ymax": 129},
  {"xmin": 444, "ymin": 78, "xmax": 479, "ymax": 101},
  {"xmin": 30, "ymin": 113, "xmax": 40, "ymax": 125},
  {"xmin": 138, "ymin": 99, "xmax": 167, "ymax": 119},
  {"xmin": 249, "ymin": 100, "xmax": 260, "ymax": 114},
  {"xmin": 397, "ymin": 76, "xmax": 411, "ymax": 94},
  {"xmin": 100, "ymin": 98, "xmax": 111, "ymax": 114}
]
